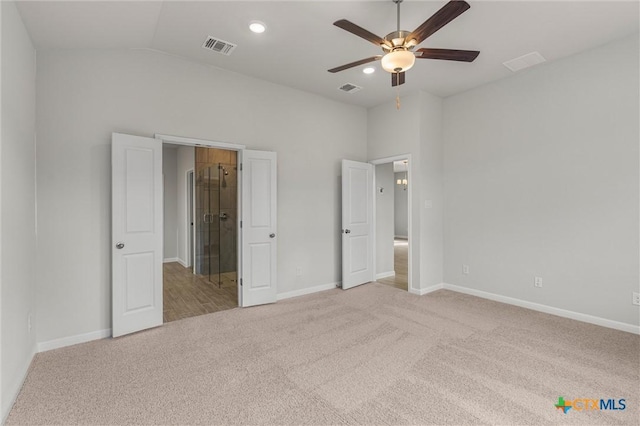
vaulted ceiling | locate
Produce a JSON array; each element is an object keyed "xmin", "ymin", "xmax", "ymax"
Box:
[{"xmin": 16, "ymin": 1, "xmax": 639, "ymax": 108}]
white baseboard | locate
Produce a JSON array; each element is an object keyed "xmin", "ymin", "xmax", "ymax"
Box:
[
  {"xmin": 37, "ymin": 328, "xmax": 112, "ymax": 353},
  {"xmin": 36, "ymin": 283, "xmax": 338, "ymax": 353},
  {"xmin": 443, "ymin": 283, "xmax": 640, "ymax": 335},
  {"xmin": 409, "ymin": 283, "xmax": 444, "ymax": 296},
  {"xmin": 277, "ymin": 282, "xmax": 339, "ymax": 301},
  {"xmin": 176, "ymin": 258, "xmax": 188, "ymax": 268},
  {"xmin": 163, "ymin": 257, "xmax": 179, "ymax": 264},
  {"xmin": 2, "ymin": 346, "xmax": 36, "ymax": 424},
  {"xmin": 376, "ymin": 271, "xmax": 395, "ymax": 280}
]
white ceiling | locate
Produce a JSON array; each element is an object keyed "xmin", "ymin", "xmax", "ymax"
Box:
[{"xmin": 16, "ymin": 1, "xmax": 639, "ymax": 108}]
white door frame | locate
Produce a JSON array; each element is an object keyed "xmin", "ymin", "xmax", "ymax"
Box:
[
  {"xmin": 186, "ymin": 169, "xmax": 194, "ymax": 269},
  {"xmin": 155, "ymin": 134, "xmax": 246, "ymax": 307},
  {"xmin": 370, "ymin": 154, "xmax": 414, "ymax": 293}
]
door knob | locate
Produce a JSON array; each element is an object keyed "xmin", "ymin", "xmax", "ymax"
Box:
[
  {"xmin": 116, "ymin": 242, "xmax": 125, "ymax": 249},
  {"xmin": 345, "ymin": 229, "xmax": 351, "ymax": 234},
  {"xmin": 269, "ymin": 233, "xmax": 276, "ymax": 238}
]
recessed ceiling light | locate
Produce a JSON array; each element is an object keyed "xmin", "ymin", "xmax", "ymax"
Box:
[
  {"xmin": 363, "ymin": 67, "xmax": 375, "ymax": 74},
  {"xmin": 249, "ymin": 21, "xmax": 266, "ymax": 34}
]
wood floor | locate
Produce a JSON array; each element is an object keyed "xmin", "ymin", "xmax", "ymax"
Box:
[
  {"xmin": 163, "ymin": 262, "xmax": 238, "ymax": 323},
  {"xmin": 377, "ymin": 238, "xmax": 408, "ymax": 291}
]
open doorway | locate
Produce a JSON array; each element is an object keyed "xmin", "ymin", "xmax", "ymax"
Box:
[
  {"xmin": 374, "ymin": 159, "xmax": 410, "ymax": 291},
  {"xmin": 162, "ymin": 144, "xmax": 239, "ymax": 322},
  {"xmin": 113, "ymin": 132, "xmax": 277, "ymax": 336}
]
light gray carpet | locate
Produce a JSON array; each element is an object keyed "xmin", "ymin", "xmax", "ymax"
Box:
[{"xmin": 7, "ymin": 284, "xmax": 639, "ymax": 425}]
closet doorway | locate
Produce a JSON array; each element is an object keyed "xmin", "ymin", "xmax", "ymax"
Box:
[{"xmin": 162, "ymin": 145, "xmax": 239, "ymax": 323}]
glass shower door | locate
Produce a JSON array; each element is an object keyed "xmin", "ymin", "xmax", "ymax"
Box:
[
  {"xmin": 195, "ymin": 162, "xmax": 237, "ymax": 286},
  {"xmin": 196, "ymin": 165, "xmax": 220, "ymax": 284}
]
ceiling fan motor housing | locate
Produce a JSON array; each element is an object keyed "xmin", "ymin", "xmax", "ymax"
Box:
[{"xmin": 382, "ymin": 30, "xmax": 416, "ymax": 51}]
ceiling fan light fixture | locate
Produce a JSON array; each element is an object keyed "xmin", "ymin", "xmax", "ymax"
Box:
[{"xmin": 381, "ymin": 49, "xmax": 415, "ymax": 73}]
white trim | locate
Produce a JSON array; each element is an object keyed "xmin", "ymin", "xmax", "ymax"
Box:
[
  {"xmin": 443, "ymin": 283, "xmax": 640, "ymax": 335},
  {"xmin": 370, "ymin": 154, "xmax": 412, "ymax": 165},
  {"xmin": 277, "ymin": 282, "xmax": 338, "ymax": 301},
  {"xmin": 394, "ymin": 235, "xmax": 408, "ymax": 239},
  {"xmin": 163, "ymin": 257, "xmax": 179, "ymax": 264},
  {"xmin": 409, "ymin": 283, "xmax": 444, "ymax": 296},
  {"xmin": 237, "ymin": 151, "xmax": 243, "ymax": 307},
  {"xmin": 37, "ymin": 329, "xmax": 112, "ymax": 353},
  {"xmin": 186, "ymin": 168, "xmax": 194, "ymax": 270},
  {"xmin": 176, "ymin": 257, "xmax": 188, "ymax": 268},
  {"xmin": 376, "ymin": 270, "xmax": 395, "ymax": 280},
  {"xmin": 155, "ymin": 134, "xmax": 245, "ymax": 151},
  {"xmin": 1, "ymin": 347, "xmax": 35, "ymax": 424}
]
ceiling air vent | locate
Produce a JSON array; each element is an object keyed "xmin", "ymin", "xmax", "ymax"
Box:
[
  {"xmin": 202, "ymin": 36, "xmax": 237, "ymax": 56},
  {"xmin": 503, "ymin": 51, "xmax": 546, "ymax": 72},
  {"xmin": 338, "ymin": 83, "xmax": 362, "ymax": 94}
]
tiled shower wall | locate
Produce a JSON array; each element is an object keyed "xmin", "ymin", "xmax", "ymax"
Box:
[{"xmin": 195, "ymin": 148, "xmax": 237, "ymax": 279}]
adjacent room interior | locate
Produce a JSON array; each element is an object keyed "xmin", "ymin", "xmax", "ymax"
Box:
[
  {"xmin": 1, "ymin": 0, "xmax": 638, "ymax": 423},
  {"xmin": 162, "ymin": 145, "xmax": 239, "ymax": 323},
  {"xmin": 375, "ymin": 159, "xmax": 410, "ymax": 291}
]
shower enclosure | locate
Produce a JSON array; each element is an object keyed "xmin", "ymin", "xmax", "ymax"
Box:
[{"xmin": 195, "ymin": 157, "xmax": 237, "ymax": 286}]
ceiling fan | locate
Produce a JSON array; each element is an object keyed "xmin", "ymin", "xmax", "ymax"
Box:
[{"xmin": 328, "ymin": 0, "xmax": 480, "ymax": 87}]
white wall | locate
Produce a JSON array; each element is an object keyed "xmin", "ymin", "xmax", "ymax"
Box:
[
  {"xmin": 375, "ymin": 163, "xmax": 394, "ymax": 276},
  {"xmin": 35, "ymin": 49, "xmax": 367, "ymax": 344},
  {"xmin": 0, "ymin": 1, "xmax": 36, "ymax": 420},
  {"xmin": 176, "ymin": 146, "xmax": 194, "ymax": 267},
  {"xmin": 368, "ymin": 91, "xmax": 444, "ymax": 292},
  {"xmin": 417, "ymin": 92, "xmax": 445, "ymax": 290},
  {"xmin": 162, "ymin": 146, "xmax": 178, "ymax": 261},
  {"xmin": 394, "ymin": 172, "xmax": 408, "ymax": 238},
  {"xmin": 443, "ymin": 34, "xmax": 639, "ymax": 327}
]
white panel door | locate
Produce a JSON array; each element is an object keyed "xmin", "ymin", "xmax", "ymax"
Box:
[
  {"xmin": 112, "ymin": 133, "xmax": 163, "ymax": 337},
  {"xmin": 342, "ymin": 159, "xmax": 374, "ymax": 290},
  {"xmin": 241, "ymin": 150, "xmax": 277, "ymax": 307}
]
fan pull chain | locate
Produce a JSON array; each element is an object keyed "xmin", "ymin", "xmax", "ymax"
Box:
[{"xmin": 396, "ymin": 79, "xmax": 401, "ymax": 110}]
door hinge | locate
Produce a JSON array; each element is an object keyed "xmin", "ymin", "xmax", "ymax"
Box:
[
  {"xmin": 240, "ymin": 220, "xmax": 243, "ymax": 228},
  {"xmin": 240, "ymin": 163, "xmax": 243, "ymax": 171},
  {"xmin": 240, "ymin": 278, "xmax": 243, "ymax": 286}
]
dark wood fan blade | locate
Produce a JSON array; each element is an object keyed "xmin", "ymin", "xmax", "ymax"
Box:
[
  {"xmin": 328, "ymin": 56, "xmax": 382, "ymax": 73},
  {"xmin": 406, "ymin": 1, "xmax": 470, "ymax": 46},
  {"xmin": 334, "ymin": 20, "xmax": 392, "ymax": 48},
  {"xmin": 415, "ymin": 48, "xmax": 479, "ymax": 62},
  {"xmin": 391, "ymin": 72, "xmax": 406, "ymax": 87}
]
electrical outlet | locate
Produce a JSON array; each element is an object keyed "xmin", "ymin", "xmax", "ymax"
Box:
[
  {"xmin": 534, "ymin": 277, "xmax": 543, "ymax": 288},
  {"xmin": 296, "ymin": 267, "xmax": 302, "ymax": 277},
  {"xmin": 633, "ymin": 292, "xmax": 640, "ymax": 306},
  {"xmin": 462, "ymin": 264, "xmax": 469, "ymax": 275}
]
